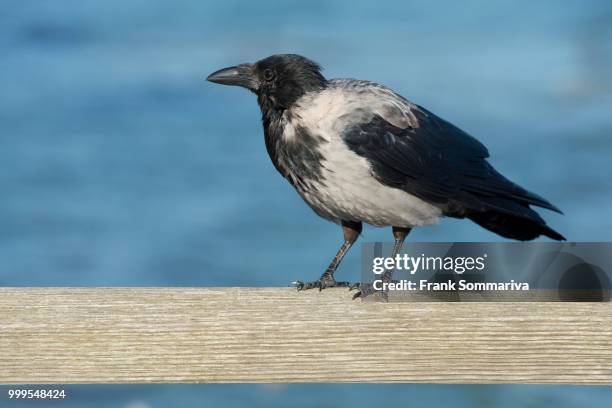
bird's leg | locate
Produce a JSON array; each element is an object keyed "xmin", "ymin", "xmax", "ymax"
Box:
[
  {"xmin": 351, "ymin": 226, "xmax": 411, "ymax": 299},
  {"xmin": 293, "ymin": 220, "xmax": 362, "ymax": 291},
  {"xmin": 382, "ymin": 226, "xmax": 412, "ymax": 283}
]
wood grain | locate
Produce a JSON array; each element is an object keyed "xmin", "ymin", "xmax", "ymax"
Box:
[{"xmin": 0, "ymin": 288, "xmax": 611, "ymax": 384}]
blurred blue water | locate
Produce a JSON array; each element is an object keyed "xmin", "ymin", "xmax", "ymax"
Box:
[
  {"xmin": 2, "ymin": 384, "xmax": 612, "ymax": 408},
  {"xmin": 1, "ymin": 1, "xmax": 611, "ymax": 406}
]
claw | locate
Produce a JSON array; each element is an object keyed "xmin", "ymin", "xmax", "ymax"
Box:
[
  {"xmin": 291, "ymin": 281, "xmax": 305, "ymax": 291},
  {"xmin": 350, "ymin": 283, "xmax": 384, "ymax": 300}
]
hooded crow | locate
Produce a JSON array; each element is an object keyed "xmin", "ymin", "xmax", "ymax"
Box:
[{"xmin": 207, "ymin": 54, "xmax": 565, "ymax": 292}]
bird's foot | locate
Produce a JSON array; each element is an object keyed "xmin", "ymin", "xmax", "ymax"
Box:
[
  {"xmin": 349, "ymin": 279, "xmax": 399, "ymax": 301},
  {"xmin": 292, "ymin": 276, "xmax": 351, "ymax": 291}
]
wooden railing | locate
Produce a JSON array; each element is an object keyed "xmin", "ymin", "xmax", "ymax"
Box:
[{"xmin": 1, "ymin": 288, "xmax": 610, "ymax": 383}]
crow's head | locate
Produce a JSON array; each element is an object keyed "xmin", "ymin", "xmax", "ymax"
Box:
[{"xmin": 207, "ymin": 54, "xmax": 327, "ymax": 110}]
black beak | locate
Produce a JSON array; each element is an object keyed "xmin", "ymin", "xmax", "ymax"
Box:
[{"xmin": 206, "ymin": 63, "xmax": 256, "ymax": 90}]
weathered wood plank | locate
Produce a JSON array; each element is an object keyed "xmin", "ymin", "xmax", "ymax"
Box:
[{"xmin": 0, "ymin": 288, "xmax": 610, "ymax": 384}]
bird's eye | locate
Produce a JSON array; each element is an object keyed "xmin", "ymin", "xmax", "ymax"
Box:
[{"xmin": 263, "ymin": 69, "xmax": 274, "ymax": 81}]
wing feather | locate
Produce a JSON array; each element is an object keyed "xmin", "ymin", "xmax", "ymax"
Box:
[{"xmin": 342, "ymin": 103, "xmax": 562, "ymax": 218}]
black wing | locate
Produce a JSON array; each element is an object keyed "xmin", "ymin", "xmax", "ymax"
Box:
[{"xmin": 342, "ymin": 105, "xmax": 564, "ymax": 240}]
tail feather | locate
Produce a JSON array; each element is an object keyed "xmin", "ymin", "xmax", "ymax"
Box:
[{"xmin": 468, "ymin": 210, "xmax": 565, "ymax": 241}]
